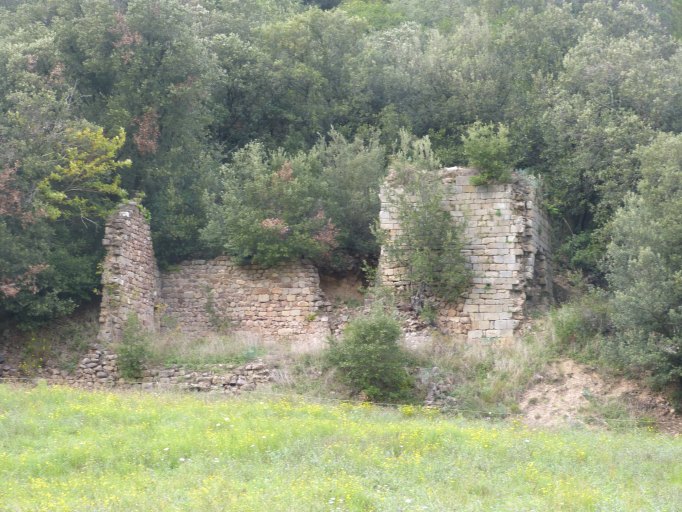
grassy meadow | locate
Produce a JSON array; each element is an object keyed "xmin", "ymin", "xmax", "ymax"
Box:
[{"xmin": 1, "ymin": 384, "xmax": 681, "ymax": 511}]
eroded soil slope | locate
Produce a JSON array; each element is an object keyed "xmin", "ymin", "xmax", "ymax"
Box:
[{"xmin": 520, "ymin": 359, "xmax": 681, "ymax": 434}]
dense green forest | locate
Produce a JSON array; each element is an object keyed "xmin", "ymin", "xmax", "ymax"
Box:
[{"xmin": 2, "ymin": 0, "xmax": 682, "ymax": 389}]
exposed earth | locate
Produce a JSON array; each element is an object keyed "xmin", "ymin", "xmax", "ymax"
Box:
[{"xmin": 520, "ymin": 359, "xmax": 681, "ymax": 434}]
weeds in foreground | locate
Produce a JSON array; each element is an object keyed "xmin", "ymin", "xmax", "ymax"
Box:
[
  {"xmin": 411, "ymin": 326, "xmax": 556, "ymax": 417},
  {"xmin": 116, "ymin": 315, "xmax": 152, "ymax": 380},
  {"xmin": 146, "ymin": 331, "xmax": 270, "ymax": 368},
  {"xmin": 549, "ymin": 289, "xmax": 612, "ymax": 363},
  {"xmin": 6, "ymin": 304, "xmax": 98, "ymax": 375},
  {"xmin": 579, "ymin": 395, "xmax": 657, "ymax": 431},
  {"xmin": 275, "ymin": 319, "xmax": 556, "ymax": 414},
  {"xmin": 1, "ymin": 385, "xmax": 680, "ymax": 511}
]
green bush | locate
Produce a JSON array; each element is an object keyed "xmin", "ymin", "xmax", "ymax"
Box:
[
  {"xmin": 550, "ymin": 290, "xmax": 682, "ymax": 397},
  {"xmin": 610, "ymin": 331, "xmax": 682, "ymax": 393},
  {"xmin": 605, "ymin": 133, "xmax": 682, "ymax": 395},
  {"xmin": 385, "ymin": 132, "xmax": 471, "ymax": 303},
  {"xmin": 201, "ymin": 129, "xmax": 385, "ymax": 271},
  {"xmin": 326, "ymin": 310, "xmax": 414, "ymax": 402},
  {"xmin": 462, "ymin": 122, "xmax": 517, "ymax": 185},
  {"xmin": 555, "ymin": 231, "xmax": 607, "ymax": 277},
  {"xmin": 551, "ymin": 290, "xmax": 612, "ymax": 358},
  {"xmin": 116, "ymin": 315, "xmax": 151, "ymax": 380}
]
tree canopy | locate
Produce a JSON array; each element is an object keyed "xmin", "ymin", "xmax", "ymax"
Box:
[{"xmin": 2, "ymin": 0, "xmax": 682, "ymax": 332}]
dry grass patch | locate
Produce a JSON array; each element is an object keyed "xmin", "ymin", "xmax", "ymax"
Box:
[
  {"xmin": 147, "ymin": 331, "xmax": 273, "ymax": 367},
  {"xmin": 411, "ymin": 324, "xmax": 555, "ymax": 416}
]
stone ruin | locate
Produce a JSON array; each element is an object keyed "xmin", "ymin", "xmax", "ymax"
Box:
[
  {"xmin": 98, "ymin": 202, "xmax": 331, "ymax": 350},
  {"xmin": 1, "ymin": 346, "xmax": 274, "ymax": 394},
  {"xmin": 379, "ymin": 167, "xmax": 552, "ymax": 342},
  {"xmin": 158, "ymin": 257, "xmax": 330, "ymax": 350},
  {"xmin": 98, "ymin": 202, "xmax": 159, "ymax": 342},
  {"xmin": 99, "ymin": 168, "xmax": 551, "ymax": 347}
]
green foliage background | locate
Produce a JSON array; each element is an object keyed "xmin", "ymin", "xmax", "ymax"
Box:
[{"xmin": 2, "ymin": 0, "xmax": 682, "ymax": 392}]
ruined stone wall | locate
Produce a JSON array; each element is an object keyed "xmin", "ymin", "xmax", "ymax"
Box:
[
  {"xmin": 379, "ymin": 167, "xmax": 552, "ymax": 341},
  {"xmin": 98, "ymin": 202, "xmax": 159, "ymax": 342},
  {"xmin": 98, "ymin": 204, "xmax": 331, "ymax": 348},
  {"xmin": 158, "ymin": 257, "xmax": 331, "ymax": 349},
  {"xmin": 99, "ymin": 171, "xmax": 550, "ymax": 347},
  {"xmin": 0, "ymin": 348, "xmax": 273, "ymax": 394},
  {"xmin": 518, "ymin": 177, "xmax": 552, "ymax": 309}
]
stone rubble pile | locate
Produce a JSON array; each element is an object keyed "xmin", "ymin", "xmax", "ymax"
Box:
[
  {"xmin": 142, "ymin": 361, "xmax": 271, "ymax": 394},
  {"xmin": 1, "ymin": 348, "xmax": 272, "ymax": 395},
  {"xmin": 0, "ymin": 364, "xmax": 19, "ymax": 379},
  {"xmin": 76, "ymin": 349, "xmax": 119, "ymax": 386}
]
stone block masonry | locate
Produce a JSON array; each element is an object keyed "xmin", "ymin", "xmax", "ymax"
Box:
[
  {"xmin": 98, "ymin": 202, "xmax": 159, "ymax": 342},
  {"xmin": 99, "ymin": 168, "xmax": 550, "ymax": 347},
  {"xmin": 159, "ymin": 257, "xmax": 331, "ymax": 350},
  {"xmin": 98, "ymin": 203, "xmax": 331, "ymax": 348},
  {"xmin": 379, "ymin": 167, "xmax": 552, "ymax": 342}
]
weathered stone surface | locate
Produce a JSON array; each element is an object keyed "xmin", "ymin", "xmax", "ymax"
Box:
[
  {"xmin": 98, "ymin": 203, "xmax": 331, "ymax": 349},
  {"xmin": 98, "ymin": 202, "xmax": 159, "ymax": 342},
  {"xmin": 98, "ymin": 171, "xmax": 550, "ymax": 348},
  {"xmin": 379, "ymin": 167, "xmax": 552, "ymax": 342},
  {"xmin": 59, "ymin": 347, "xmax": 274, "ymax": 394},
  {"xmin": 159, "ymin": 257, "xmax": 331, "ymax": 348}
]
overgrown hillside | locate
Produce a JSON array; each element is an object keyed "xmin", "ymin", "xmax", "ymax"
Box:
[{"xmin": 2, "ymin": 0, "xmax": 682, "ymax": 400}]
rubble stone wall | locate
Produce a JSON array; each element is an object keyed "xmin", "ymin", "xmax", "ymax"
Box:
[
  {"xmin": 0, "ymin": 348, "xmax": 272, "ymax": 394},
  {"xmin": 159, "ymin": 257, "xmax": 331, "ymax": 349},
  {"xmin": 379, "ymin": 167, "xmax": 552, "ymax": 341},
  {"xmin": 98, "ymin": 202, "xmax": 159, "ymax": 342},
  {"xmin": 98, "ymin": 203, "xmax": 331, "ymax": 347}
]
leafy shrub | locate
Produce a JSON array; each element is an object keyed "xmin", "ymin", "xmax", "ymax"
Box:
[
  {"xmin": 202, "ymin": 129, "xmax": 385, "ymax": 271},
  {"xmin": 551, "ymin": 290, "xmax": 682, "ymax": 408},
  {"xmin": 550, "ymin": 290, "xmax": 682, "ymax": 398},
  {"xmin": 555, "ymin": 231, "xmax": 607, "ymax": 278},
  {"xmin": 605, "ymin": 133, "xmax": 682, "ymax": 395},
  {"xmin": 418, "ymin": 303, "xmax": 438, "ymax": 326},
  {"xmin": 610, "ymin": 331, "xmax": 682, "ymax": 393},
  {"xmin": 385, "ymin": 132, "xmax": 471, "ymax": 303},
  {"xmin": 201, "ymin": 142, "xmax": 330, "ymax": 267},
  {"xmin": 326, "ymin": 309, "xmax": 414, "ymax": 402},
  {"xmin": 462, "ymin": 122, "xmax": 517, "ymax": 185},
  {"xmin": 551, "ymin": 290, "xmax": 612, "ymax": 358},
  {"xmin": 116, "ymin": 315, "xmax": 151, "ymax": 380}
]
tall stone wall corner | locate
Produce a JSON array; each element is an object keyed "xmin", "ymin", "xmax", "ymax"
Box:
[{"xmin": 379, "ymin": 167, "xmax": 552, "ymax": 342}]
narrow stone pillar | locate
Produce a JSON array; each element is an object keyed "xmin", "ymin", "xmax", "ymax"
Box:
[{"xmin": 98, "ymin": 202, "xmax": 159, "ymax": 342}]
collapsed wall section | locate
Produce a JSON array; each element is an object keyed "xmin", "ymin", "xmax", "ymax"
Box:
[
  {"xmin": 158, "ymin": 257, "xmax": 331, "ymax": 349},
  {"xmin": 98, "ymin": 202, "xmax": 159, "ymax": 342},
  {"xmin": 379, "ymin": 167, "xmax": 551, "ymax": 341}
]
